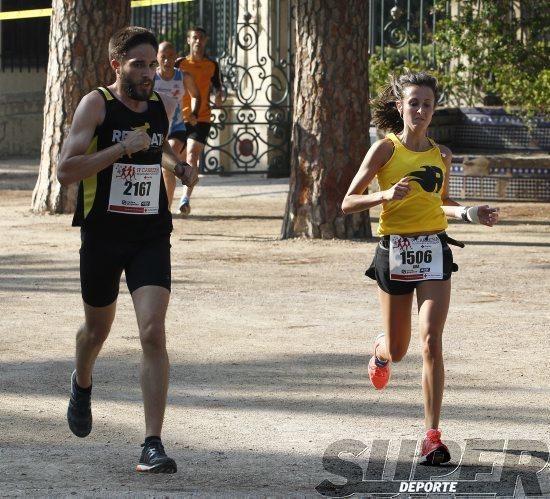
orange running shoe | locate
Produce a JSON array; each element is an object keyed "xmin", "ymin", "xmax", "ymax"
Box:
[
  {"xmin": 420, "ymin": 429, "xmax": 451, "ymax": 465},
  {"xmin": 368, "ymin": 334, "xmax": 391, "ymax": 390}
]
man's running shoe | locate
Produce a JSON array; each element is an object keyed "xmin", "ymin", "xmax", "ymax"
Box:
[
  {"xmin": 368, "ymin": 334, "xmax": 391, "ymax": 390},
  {"xmin": 67, "ymin": 370, "xmax": 92, "ymax": 437},
  {"xmin": 179, "ymin": 200, "xmax": 191, "ymax": 216},
  {"xmin": 136, "ymin": 438, "xmax": 177, "ymax": 473},
  {"xmin": 420, "ymin": 429, "xmax": 451, "ymax": 465}
]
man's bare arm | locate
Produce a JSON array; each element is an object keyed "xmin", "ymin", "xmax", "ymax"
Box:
[{"xmin": 58, "ymin": 91, "xmax": 150, "ymax": 186}]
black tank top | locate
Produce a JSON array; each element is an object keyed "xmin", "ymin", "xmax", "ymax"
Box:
[{"xmin": 72, "ymin": 87, "xmax": 172, "ymax": 240}]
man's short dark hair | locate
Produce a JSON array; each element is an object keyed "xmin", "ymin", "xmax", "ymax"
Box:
[
  {"xmin": 187, "ymin": 26, "xmax": 207, "ymax": 36},
  {"xmin": 109, "ymin": 26, "xmax": 158, "ymax": 61}
]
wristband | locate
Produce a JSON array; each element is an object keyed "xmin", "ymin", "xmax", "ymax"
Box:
[
  {"xmin": 457, "ymin": 206, "xmax": 470, "ymax": 223},
  {"xmin": 119, "ymin": 142, "xmax": 128, "ymax": 157},
  {"xmin": 466, "ymin": 206, "xmax": 480, "ymax": 224}
]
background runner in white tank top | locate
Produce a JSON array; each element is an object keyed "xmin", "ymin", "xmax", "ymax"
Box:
[
  {"xmin": 154, "ymin": 68, "xmax": 186, "ymax": 136},
  {"xmin": 155, "ymin": 40, "xmax": 200, "ymax": 211}
]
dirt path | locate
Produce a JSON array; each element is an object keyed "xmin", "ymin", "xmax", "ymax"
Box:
[{"xmin": 1, "ymin": 163, "xmax": 549, "ymax": 497}]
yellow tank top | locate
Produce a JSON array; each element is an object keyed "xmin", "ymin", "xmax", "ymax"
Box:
[{"xmin": 377, "ymin": 133, "xmax": 448, "ymax": 236}]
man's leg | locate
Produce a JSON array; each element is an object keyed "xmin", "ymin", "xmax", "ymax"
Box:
[
  {"xmin": 76, "ymin": 302, "xmax": 117, "ymax": 387},
  {"xmin": 162, "ymin": 169, "xmax": 177, "ymax": 211},
  {"xmin": 68, "ymin": 301, "xmax": 116, "ymax": 437},
  {"xmin": 132, "ymin": 285, "xmax": 177, "ymax": 473},
  {"xmin": 163, "ymin": 137, "xmax": 186, "ymax": 210},
  {"xmin": 179, "ymin": 138, "xmax": 205, "ymax": 214},
  {"xmin": 131, "ymin": 285, "xmax": 170, "ymax": 438}
]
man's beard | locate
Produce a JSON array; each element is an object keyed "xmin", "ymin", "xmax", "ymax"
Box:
[{"xmin": 120, "ymin": 72, "xmax": 153, "ymax": 101}]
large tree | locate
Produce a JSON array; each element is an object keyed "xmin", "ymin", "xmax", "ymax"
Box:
[
  {"xmin": 281, "ymin": 0, "xmax": 371, "ymax": 239},
  {"xmin": 32, "ymin": 0, "xmax": 131, "ymax": 214}
]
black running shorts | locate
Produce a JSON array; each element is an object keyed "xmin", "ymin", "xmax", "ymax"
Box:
[
  {"xmin": 167, "ymin": 129, "xmax": 188, "ymax": 143},
  {"xmin": 183, "ymin": 121, "xmax": 211, "ymax": 145},
  {"xmin": 365, "ymin": 234, "xmax": 456, "ymax": 295},
  {"xmin": 80, "ymin": 232, "xmax": 171, "ymax": 307}
]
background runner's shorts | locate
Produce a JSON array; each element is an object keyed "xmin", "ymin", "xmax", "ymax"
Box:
[
  {"xmin": 183, "ymin": 122, "xmax": 211, "ymax": 145},
  {"xmin": 80, "ymin": 232, "xmax": 171, "ymax": 307},
  {"xmin": 167, "ymin": 129, "xmax": 188, "ymax": 143},
  {"xmin": 365, "ymin": 235, "xmax": 456, "ymax": 295}
]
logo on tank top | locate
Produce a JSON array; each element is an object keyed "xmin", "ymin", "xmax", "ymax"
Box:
[
  {"xmin": 407, "ymin": 165, "xmax": 443, "ymax": 193},
  {"xmin": 132, "ymin": 122, "xmax": 150, "ymax": 133},
  {"xmin": 111, "ymin": 122, "xmax": 164, "ymax": 148}
]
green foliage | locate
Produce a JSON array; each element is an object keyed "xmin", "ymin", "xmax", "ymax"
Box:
[
  {"xmin": 369, "ymin": 45, "xmax": 441, "ymax": 100},
  {"xmin": 369, "ymin": 0, "xmax": 550, "ymax": 118}
]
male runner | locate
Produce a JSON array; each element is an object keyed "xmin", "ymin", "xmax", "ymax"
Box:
[
  {"xmin": 177, "ymin": 26, "xmax": 223, "ymax": 215},
  {"xmin": 57, "ymin": 26, "xmax": 196, "ymax": 474},
  {"xmin": 154, "ymin": 40, "xmax": 201, "ymax": 210}
]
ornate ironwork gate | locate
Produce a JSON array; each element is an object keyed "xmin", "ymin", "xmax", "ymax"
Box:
[
  {"xmin": 206, "ymin": 1, "xmax": 295, "ymax": 175},
  {"xmin": 133, "ymin": 0, "xmax": 296, "ymax": 176},
  {"xmin": 368, "ymin": 0, "xmax": 444, "ymax": 66}
]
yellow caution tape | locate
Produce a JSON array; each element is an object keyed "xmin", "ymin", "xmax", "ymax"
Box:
[
  {"xmin": 0, "ymin": 8, "xmax": 51, "ymax": 20},
  {"xmin": 0, "ymin": 0, "xmax": 192, "ymax": 21},
  {"xmin": 131, "ymin": 0, "xmax": 192, "ymax": 7}
]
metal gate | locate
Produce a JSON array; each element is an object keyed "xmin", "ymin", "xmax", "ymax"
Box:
[
  {"xmin": 368, "ymin": 0, "xmax": 444, "ymax": 66},
  {"xmin": 133, "ymin": 0, "xmax": 296, "ymax": 176}
]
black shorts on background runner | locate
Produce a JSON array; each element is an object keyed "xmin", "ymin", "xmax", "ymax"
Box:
[
  {"xmin": 183, "ymin": 122, "xmax": 211, "ymax": 145},
  {"xmin": 168, "ymin": 129, "xmax": 188, "ymax": 143}
]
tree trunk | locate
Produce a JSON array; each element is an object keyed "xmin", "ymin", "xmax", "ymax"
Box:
[
  {"xmin": 281, "ymin": 0, "xmax": 371, "ymax": 239},
  {"xmin": 31, "ymin": 0, "xmax": 131, "ymax": 214}
]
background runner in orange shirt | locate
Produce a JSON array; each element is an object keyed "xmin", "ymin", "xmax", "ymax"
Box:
[{"xmin": 176, "ymin": 26, "xmax": 223, "ymax": 215}]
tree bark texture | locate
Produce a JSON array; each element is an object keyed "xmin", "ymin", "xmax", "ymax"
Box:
[
  {"xmin": 281, "ymin": 0, "xmax": 371, "ymax": 239},
  {"xmin": 31, "ymin": 0, "xmax": 131, "ymax": 214}
]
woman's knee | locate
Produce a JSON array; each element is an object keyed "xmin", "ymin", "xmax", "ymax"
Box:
[{"xmin": 421, "ymin": 332, "xmax": 443, "ymax": 360}]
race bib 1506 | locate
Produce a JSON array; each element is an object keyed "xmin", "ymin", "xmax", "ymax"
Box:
[
  {"xmin": 108, "ymin": 163, "xmax": 161, "ymax": 215},
  {"xmin": 389, "ymin": 234, "xmax": 443, "ymax": 281}
]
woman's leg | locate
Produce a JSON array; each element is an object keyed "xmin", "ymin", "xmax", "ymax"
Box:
[
  {"xmin": 416, "ymin": 278, "xmax": 451, "ymax": 430},
  {"xmin": 368, "ymin": 289, "xmax": 414, "ymax": 390},
  {"xmin": 415, "ymin": 278, "xmax": 452, "ymax": 465},
  {"xmin": 376, "ymin": 288, "xmax": 414, "ymax": 363}
]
